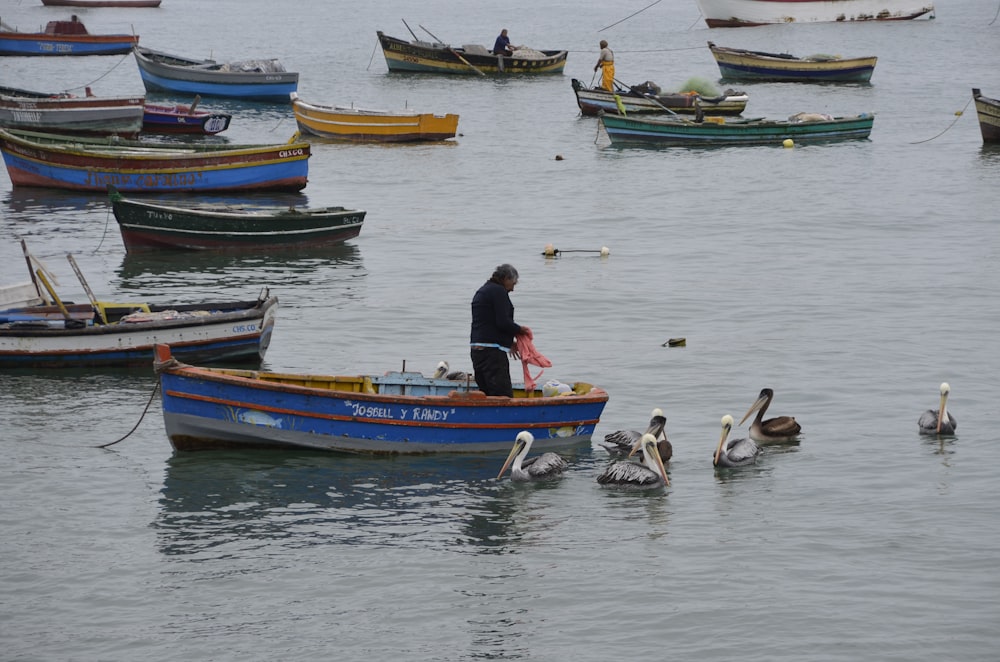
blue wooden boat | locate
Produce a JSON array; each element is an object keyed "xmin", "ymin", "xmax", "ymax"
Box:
[
  {"xmin": 154, "ymin": 344, "xmax": 609, "ymax": 454},
  {"xmin": 601, "ymin": 112, "xmax": 874, "ymax": 147},
  {"xmin": 133, "ymin": 46, "xmax": 299, "ymax": 102},
  {"xmin": 0, "ymin": 128, "xmax": 309, "ymax": 192},
  {"xmin": 0, "ymin": 16, "xmax": 139, "ymax": 56}
]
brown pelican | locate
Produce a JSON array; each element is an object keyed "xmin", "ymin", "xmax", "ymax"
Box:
[
  {"xmin": 597, "ymin": 434, "xmax": 670, "ymax": 487},
  {"xmin": 738, "ymin": 388, "xmax": 801, "ymax": 444},
  {"xmin": 918, "ymin": 382, "xmax": 957, "ymax": 435},
  {"xmin": 714, "ymin": 414, "xmax": 762, "ymax": 468},
  {"xmin": 600, "ymin": 408, "xmax": 671, "ymax": 462},
  {"xmin": 497, "ymin": 431, "xmax": 569, "ymax": 481},
  {"xmin": 432, "ymin": 360, "xmax": 471, "ymax": 381}
]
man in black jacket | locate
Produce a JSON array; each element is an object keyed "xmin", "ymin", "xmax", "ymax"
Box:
[{"xmin": 470, "ymin": 264, "xmax": 531, "ymax": 397}]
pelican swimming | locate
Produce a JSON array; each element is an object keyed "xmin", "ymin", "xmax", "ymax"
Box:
[
  {"xmin": 738, "ymin": 388, "xmax": 801, "ymax": 444},
  {"xmin": 497, "ymin": 431, "xmax": 569, "ymax": 481},
  {"xmin": 597, "ymin": 434, "xmax": 670, "ymax": 487},
  {"xmin": 714, "ymin": 414, "xmax": 762, "ymax": 468},
  {"xmin": 918, "ymin": 382, "xmax": 957, "ymax": 435},
  {"xmin": 432, "ymin": 360, "xmax": 472, "ymax": 381},
  {"xmin": 600, "ymin": 408, "xmax": 671, "ymax": 462}
]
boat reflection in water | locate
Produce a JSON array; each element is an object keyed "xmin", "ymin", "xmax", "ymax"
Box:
[
  {"xmin": 116, "ymin": 242, "xmax": 363, "ymax": 290},
  {"xmin": 155, "ymin": 446, "xmax": 594, "ymax": 557}
]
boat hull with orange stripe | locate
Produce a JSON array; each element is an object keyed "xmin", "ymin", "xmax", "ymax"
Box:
[{"xmin": 154, "ymin": 344, "xmax": 609, "ymax": 454}]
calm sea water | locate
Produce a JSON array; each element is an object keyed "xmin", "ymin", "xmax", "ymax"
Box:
[{"xmin": 2, "ymin": 1, "xmax": 999, "ymax": 660}]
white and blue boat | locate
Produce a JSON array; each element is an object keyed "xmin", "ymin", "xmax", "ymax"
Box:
[{"xmin": 133, "ymin": 46, "xmax": 299, "ymax": 102}]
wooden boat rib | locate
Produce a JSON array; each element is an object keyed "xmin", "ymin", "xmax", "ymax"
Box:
[
  {"xmin": 571, "ymin": 79, "xmax": 748, "ymax": 116},
  {"xmin": 154, "ymin": 343, "xmax": 609, "ymax": 454},
  {"xmin": 1, "ymin": 86, "xmax": 144, "ymax": 137},
  {"xmin": 108, "ymin": 185, "xmax": 367, "ymax": 252},
  {"xmin": 601, "ymin": 112, "xmax": 874, "ymax": 146},
  {"xmin": 290, "ymin": 92, "xmax": 458, "ymax": 142},
  {"xmin": 707, "ymin": 42, "xmax": 877, "ymax": 83},
  {"xmin": 133, "ymin": 46, "xmax": 299, "ymax": 102},
  {"xmin": 377, "ymin": 31, "xmax": 567, "ymax": 75},
  {"xmin": 0, "ymin": 242, "xmax": 277, "ymax": 369},
  {"xmin": 0, "ymin": 128, "xmax": 310, "ymax": 192},
  {"xmin": 0, "ymin": 17, "xmax": 139, "ymax": 56},
  {"xmin": 696, "ymin": 0, "xmax": 935, "ymax": 27},
  {"xmin": 972, "ymin": 89, "xmax": 1000, "ymax": 144}
]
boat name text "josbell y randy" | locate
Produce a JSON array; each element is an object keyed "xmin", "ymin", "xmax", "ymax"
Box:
[{"xmin": 349, "ymin": 403, "xmax": 456, "ymax": 421}]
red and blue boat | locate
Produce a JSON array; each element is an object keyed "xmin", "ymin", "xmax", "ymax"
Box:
[
  {"xmin": 0, "ymin": 16, "xmax": 138, "ymax": 56},
  {"xmin": 142, "ymin": 97, "xmax": 232, "ymax": 135},
  {"xmin": 0, "ymin": 128, "xmax": 309, "ymax": 192},
  {"xmin": 154, "ymin": 344, "xmax": 609, "ymax": 454}
]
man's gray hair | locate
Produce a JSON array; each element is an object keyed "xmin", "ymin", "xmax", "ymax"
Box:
[{"xmin": 491, "ymin": 263, "xmax": 519, "ymax": 282}]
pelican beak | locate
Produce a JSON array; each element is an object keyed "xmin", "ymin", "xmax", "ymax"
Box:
[
  {"xmin": 647, "ymin": 417, "xmax": 666, "ymax": 440},
  {"xmin": 627, "ymin": 438, "xmax": 642, "ymax": 458},
  {"xmin": 644, "ymin": 437, "xmax": 669, "ymax": 486},
  {"xmin": 497, "ymin": 439, "xmax": 525, "ymax": 479},
  {"xmin": 936, "ymin": 391, "xmax": 948, "ymax": 433},
  {"xmin": 714, "ymin": 427, "xmax": 729, "ymax": 466},
  {"xmin": 739, "ymin": 394, "xmax": 767, "ymax": 426}
]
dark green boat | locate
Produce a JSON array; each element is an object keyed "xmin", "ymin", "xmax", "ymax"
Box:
[{"xmin": 108, "ymin": 186, "xmax": 366, "ymax": 252}]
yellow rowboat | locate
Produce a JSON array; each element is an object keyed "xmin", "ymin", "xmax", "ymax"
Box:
[{"xmin": 290, "ymin": 92, "xmax": 458, "ymax": 143}]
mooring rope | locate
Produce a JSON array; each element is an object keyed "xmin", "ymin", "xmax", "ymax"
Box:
[
  {"xmin": 64, "ymin": 52, "xmax": 133, "ymax": 95},
  {"xmin": 95, "ymin": 381, "xmax": 159, "ymax": 449},
  {"xmin": 910, "ymin": 96, "xmax": 974, "ymax": 144},
  {"xmin": 599, "ymin": 0, "xmax": 664, "ymax": 32}
]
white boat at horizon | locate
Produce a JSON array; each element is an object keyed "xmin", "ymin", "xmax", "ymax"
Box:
[{"xmin": 696, "ymin": 0, "xmax": 934, "ymax": 27}]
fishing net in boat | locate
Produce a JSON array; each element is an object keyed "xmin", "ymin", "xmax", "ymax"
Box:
[
  {"xmin": 509, "ymin": 47, "xmax": 548, "ymax": 59},
  {"xmin": 218, "ymin": 59, "xmax": 287, "ymax": 73},
  {"xmin": 670, "ymin": 77, "xmax": 721, "ymax": 97}
]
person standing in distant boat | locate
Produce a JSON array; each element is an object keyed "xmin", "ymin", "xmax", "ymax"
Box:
[
  {"xmin": 493, "ymin": 29, "xmax": 513, "ymax": 56},
  {"xmin": 594, "ymin": 39, "xmax": 615, "ymax": 91},
  {"xmin": 470, "ymin": 264, "xmax": 532, "ymax": 397}
]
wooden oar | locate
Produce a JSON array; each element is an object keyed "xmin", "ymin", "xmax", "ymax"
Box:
[
  {"xmin": 66, "ymin": 253, "xmax": 107, "ymax": 324},
  {"xmin": 419, "ymin": 24, "xmax": 486, "ymax": 77},
  {"xmin": 401, "ymin": 18, "xmax": 420, "ymax": 41},
  {"xmin": 34, "ymin": 269, "xmax": 72, "ymax": 322}
]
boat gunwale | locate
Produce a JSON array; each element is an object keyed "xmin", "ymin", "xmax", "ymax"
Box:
[{"xmin": 160, "ymin": 361, "xmax": 609, "ymax": 409}]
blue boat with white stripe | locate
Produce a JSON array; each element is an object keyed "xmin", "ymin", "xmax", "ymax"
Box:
[{"xmin": 133, "ymin": 46, "xmax": 298, "ymax": 102}]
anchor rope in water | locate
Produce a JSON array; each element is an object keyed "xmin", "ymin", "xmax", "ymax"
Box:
[
  {"xmin": 62, "ymin": 51, "xmax": 133, "ymax": 95},
  {"xmin": 96, "ymin": 381, "xmax": 159, "ymax": 449},
  {"xmin": 598, "ymin": 0, "xmax": 664, "ymax": 32},
  {"xmin": 910, "ymin": 96, "xmax": 974, "ymax": 144}
]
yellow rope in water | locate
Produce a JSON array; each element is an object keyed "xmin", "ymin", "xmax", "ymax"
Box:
[{"xmin": 910, "ymin": 96, "xmax": 974, "ymax": 144}]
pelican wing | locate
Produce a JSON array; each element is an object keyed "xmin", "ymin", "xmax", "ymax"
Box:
[
  {"xmin": 762, "ymin": 416, "xmax": 801, "ymax": 437},
  {"xmin": 726, "ymin": 438, "xmax": 762, "ymax": 465},
  {"xmin": 597, "ymin": 460, "xmax": 662, "ymax": 486},
  {"xmin": 526, "ymin": 452, "xmax": 569, "ymax": 477},
  {"xmin": 601, "ymin": 429, "xmax": 641, "ymax": 455},
  {"xmin": 918, "ymin": 409, "xmax": 957, "ymax": 434}
]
